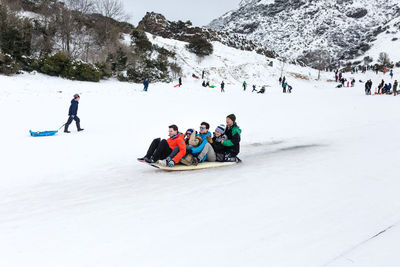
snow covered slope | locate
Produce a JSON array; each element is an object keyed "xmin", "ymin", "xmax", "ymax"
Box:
[
  {"xmin": 145, "ymin": 33, "xmax": 311, "ymax": 85},
  {"xmin": 0, "ymin": 66, "xmax": 400, "ymax": 266},
  {"xmin": 354, "ymin": 16, "xmax": 400, "ymax": 64},
  {"xmin": 209, "ymin": 0, "xmax": 400, "ymax": 65}
]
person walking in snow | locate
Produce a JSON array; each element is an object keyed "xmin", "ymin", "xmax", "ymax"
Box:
[
  {"xmin": 179, "ymin": 77, "xmax": 182, "ymax": 87},
  {"xmin": 279, "ymin": 77, "xmax": 282, "ymax": 84},
  {"xmin": 393, "ymin": 80, "xmax": 398, "ymax": 96},
  {"xmin": 143, "ymin": 78, "xmax": 149, "ymax": 91},
  {"xmin": 243, "ymin": 81, "xmax": 247, "ymax": 91},
  {"xmin": 252, "ymin": 85, "xmax": 257, "ymax": 92},
  {"xmin": 221, "ymin": 81, "xmax": 225, "ymax": 92},
  {"xmin": 390, "ymin": 70, "xmax": 394, "ymax": 79},
  {"xmin": 64, "ymin": 94, "xmax": 84, "ymax": 133}
]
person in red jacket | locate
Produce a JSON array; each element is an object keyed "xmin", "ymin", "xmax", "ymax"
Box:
[{"xmin": 138, "ymin": 125, "xmax": 186, "ymax": 167}]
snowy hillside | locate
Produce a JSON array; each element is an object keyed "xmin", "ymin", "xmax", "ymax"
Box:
[
  {"xmin": 209, "ymin": 0, "xmax": 400, "ymax": 65},
  {"xmin": 144, "ymin": 33, "xmax": 311, "ymax": 85},
  {"xmin": 354, "ymin": 16, "xmax": 400, "ymax": 64},
  {"xmin": 1, "ymin": 63, "xmax": 400, "ymax": 267}
]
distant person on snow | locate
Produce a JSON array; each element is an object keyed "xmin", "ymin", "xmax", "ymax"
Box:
[
  {"xmin": 221, "ymin": 81, "xmax": 225, "ymax": 92},
  {"xmin": 202, "ymin": 81, "xmax": 206, "ymax": 87},
  {"xmin": 393, "ymin": 80, "xmax": 398, "ymax": 96},
  {"xmin": 143, "ymin": 78, "xmax": 149, "ymax": 91},
  {"xmin": 282, "ymin": 81, "xmax": 288, "ymax": 93},
  {"xmin": 222, "ymin": 114, "xmax": 242, "ymax": 162},
  {"xmin": 252, "ymin": 85, "xmax": 257, "ymax": 92},
  {"xmin": 64, "ymin": 94, "xmax": 84, "ymax": 133},
  {"xmin": 279, "ymin": 77, "xmax": 282, "ymax": 84},
  {"xmin": 288, "ymin": 85, "xmax": 293, "ymax": 93},
  {"xmin": 243, "ymin": 81, "xmax": 247, "ymax": 91},
  {"xmin": 138, "ymin": 125, "xmax": 186, "ymax": 167},
  {"xmin": 258, "ymin": 86, "xmax": 266, "ymax": 94},
  {"xmin": 390, "ymin": 70, "xmax": 394, "ymax": 79},
  {"xmin": 351, "ymin": 79, "xmax": 355, "ymax": 87},
  {"xmin": 386, "ymin": 83, "xmax": 392, "ymax": 94},
  {"xmin": 179, "ymin": 77, "xmax": 182, "ymax": 87}
]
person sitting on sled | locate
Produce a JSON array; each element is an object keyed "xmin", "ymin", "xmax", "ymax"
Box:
[
  {"xmin": 212, "ymin": 124, "xmax": 228, "ymax": 162},
  {"xmin": 64, "ymin": 94, "xmax": 84, "ymax": 133},
  {"xmin": 138, "ymin": 124, "xmax": 186, "ymax": 167},
  {"xmin": 222, "ymin": 114, "xmax": 242, "ymax": 162},
  {"xmin": 180, "ymin": 129, "xmax": 203, "ymax": 166},
  {"xmin": 188, "ymin": 122, "xmax": 216, "ymax": 165}
]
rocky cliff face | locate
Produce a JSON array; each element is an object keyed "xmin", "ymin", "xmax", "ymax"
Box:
[
  {"xmin": 208, "ymin": 0, "xmax": 400, "ymax": 67},
  {"xmin": 137, "ymin": 12, "xmax": 276, "ymax": 58}
]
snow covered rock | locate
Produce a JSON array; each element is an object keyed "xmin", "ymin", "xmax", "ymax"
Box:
[{"xmin": 208, "ymin": 0, "xmax": 400, "ymax": 66}]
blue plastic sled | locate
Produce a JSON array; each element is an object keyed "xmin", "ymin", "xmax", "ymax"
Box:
[{"xmin": 30, "ymin": 130, "xmax": 58, "ymax": 137}]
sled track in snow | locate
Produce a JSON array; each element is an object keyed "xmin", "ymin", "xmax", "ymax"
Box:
[{"xmin": 322, "ymin": 221, "xmax": 400, "ymax": 267}]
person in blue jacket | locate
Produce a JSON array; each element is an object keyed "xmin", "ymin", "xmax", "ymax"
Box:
[
  {"xmin": 189, "ymin": 122, "xmax": 216, "ymax": 164},
  {"xmin": 143, "ymin": 78, "xmax": 149, "ymax": 91},
  {"xmin": 64, "ymin": 94, "xmax": 84, "ymax": 133}
]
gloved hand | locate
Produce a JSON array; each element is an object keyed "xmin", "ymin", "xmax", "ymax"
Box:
[
  {"xmin": 167, "ymin": 160, "xmax": 175, "ymax": 168},
  {"xmin": 166, "ymin": 157, "xmax": 172, "ymax": 162}
]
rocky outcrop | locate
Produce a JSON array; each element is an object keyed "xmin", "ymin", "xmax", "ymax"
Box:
[{"xmin": 137, "ymin": 12, "xmax": 276, "ymax": 58}]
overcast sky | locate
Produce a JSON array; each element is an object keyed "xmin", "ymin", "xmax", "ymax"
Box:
[{"xmin": 121, "ymin": 0, "xmax": 241, "ymax": 27}]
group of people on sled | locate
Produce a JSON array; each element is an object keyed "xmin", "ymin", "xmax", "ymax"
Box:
[{"xmin": 138, "ymin": 114, "xmax": 242, "ymax": 168}]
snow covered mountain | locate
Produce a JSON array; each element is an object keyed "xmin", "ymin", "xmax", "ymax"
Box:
[
  {"xmin": 209, "ymin": 0, "xmax": 400, "ymax": 67},
  {"xmin": 137, "ymin": 12, "xmax": 276, "ymax": 58}
]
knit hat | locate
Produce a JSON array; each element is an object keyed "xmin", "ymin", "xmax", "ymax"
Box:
[
  {"xmin": 215, "ymin": 124, "xmax": 225, "ymax": 134},
  {"xmin": 74, "ymin": 94, "xmax": 80, "ymax": 99},
  {"xmin": 186, "ymin": 129, "xmax": 194, "ymax": 134},
  {"xmin": 227, "ymin": 114, "xmax": 236, "ymax": 122}
]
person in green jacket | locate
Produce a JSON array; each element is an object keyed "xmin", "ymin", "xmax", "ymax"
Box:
[
  {"xmin": 222, "ymin": 114, "xmax": 242, "ymax": 162},
  {"xmin": 243, "ymin": 81, "xmax": 247, "ymax": 91}
]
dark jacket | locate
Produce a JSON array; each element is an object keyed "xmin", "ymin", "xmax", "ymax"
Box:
[
  {"xmin": 222, "ymin": 123, "xmax": 241, "ymax": 156},
  {"xmin": 68, "ymin": 99, "xmax": 79, "ymax": 116},
  {"xmin": 212, "ymin": 135, "xmax": 227, "ymax": 154}
]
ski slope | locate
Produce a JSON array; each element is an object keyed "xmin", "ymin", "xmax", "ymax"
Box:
[{"xmin": 0, "ymin": 69, "xmax": 400, "ymax": 267}]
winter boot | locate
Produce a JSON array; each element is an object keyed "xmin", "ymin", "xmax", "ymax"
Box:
[
  {"xmin": 64, "ymin": 124, "xmax": 71, "ymax": 133},
  {"xmin": 192, "ymin": 156, "xmax": 200, "ymax": 166},
  {"xmin": 144, "ymin": 156, "xmax": 155, "ymax": 164},
  {"xmin": 76, "ymin": 122, "xmax": 84, "ymax": 132}
]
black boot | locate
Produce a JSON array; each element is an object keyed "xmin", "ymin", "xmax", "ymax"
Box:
[
  {"xmin": 76, "ymin": 122, "xmax": 84, "ymax": 132},
  {"xmin": 64, "ymin": 124, "xmax": 71, "ymax": 133}
]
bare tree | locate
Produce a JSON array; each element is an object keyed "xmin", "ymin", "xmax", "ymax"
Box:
[
  {"xmin": 279, "ymin": 57, "xmax": 287, "ymax": 79},
  {"xmin": 312, "ymin": 49, "xmax": 331, "ymax": 80},
  {"xmin": 56, "ymin": 0, "xmax": 94, "ymax": 57},
  {"xmin": 94, "ymin": 0, "xmax": 126, "ymax": 21},
  {"xmin": 378, "ymin": 52, "xmax": 391, "ymax": 67},
  {"xmin": 94, "ymin": 0, "xmax": 128, "ymax": 56}
]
